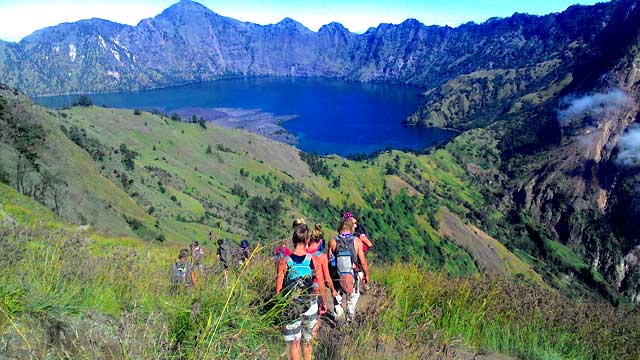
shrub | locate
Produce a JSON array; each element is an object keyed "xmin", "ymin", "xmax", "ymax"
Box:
[{"xmin": 73, "ymin": 95, "xmax": 93, "ymax": 107}]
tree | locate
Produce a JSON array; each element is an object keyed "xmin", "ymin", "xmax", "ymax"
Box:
[
  {"xmin": 0, "ymin": 164, "xmax": 10, "ymax": 184},
  {"xmin": 134, "ymin": 109, "xmax": 142, "ymax": 115},
  {"xmin": 206, "ymin": 145, "xmax": 212, "ymax": 154},
  {"xmin": 198, "ymin": 117, "xmax": 207, "ymax": 129},
  {"xmin": 119, "ymin": 144, "xmax": 138, "ymax": 171},
  {"xmin": 73, "ymin": 95, "xmax": 93, "ymax": 107},
  {"xmin": 171, "ymin": 113, "xmax": 181, "ymax": 122}
]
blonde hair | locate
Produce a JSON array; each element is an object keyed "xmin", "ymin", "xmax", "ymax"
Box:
[
  {"xmin": 338, "ymin": 217, "xmax": 355, "ymax": 233},
  {"xmin": 310, "ymin": 223, "xmax": 324, "ymax": 244}
]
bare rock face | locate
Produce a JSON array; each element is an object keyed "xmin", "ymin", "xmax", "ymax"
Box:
[{"xmin": 0, "ymin": 0, "xmax": 630, "ymax": 96}]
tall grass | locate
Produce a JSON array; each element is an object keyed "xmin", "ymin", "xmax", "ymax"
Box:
[
  {"xmin": 2, "ymin": 224, "xmax": 639, "ymax": 359},
  {"xmin": 376, "ymin": 264, "xmax": 640, "ymax": 360}
]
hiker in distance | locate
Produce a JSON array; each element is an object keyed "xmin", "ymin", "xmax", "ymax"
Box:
[
  {"xmin": 217, "ymin": 239, "xmax": 231, "ymax": 286},
  {"xmin": 171, "ymin": 250, "xmax": 197, "ymax": 293},
  {"xmin": 328, "ymin": 216, "xmax": 370, "ymax": 322},
  {"xmin": 189, "ymin": 241, "xmax": 205, "ymax": 272},
  {"xmin": 275, "ymin": 223, "xmax": 325, "ymax": 360}
]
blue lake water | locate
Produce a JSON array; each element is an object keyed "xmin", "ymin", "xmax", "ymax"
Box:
[{"xmin": 34, "ymin": 78, "xmax": 455, "ymax": 156}]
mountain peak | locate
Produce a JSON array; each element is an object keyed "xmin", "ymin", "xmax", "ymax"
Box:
[
  {"xmin": 161, "ymin": 0, "xmax": 216, "ymax": 17},
  {"xmin": 318, "ymin": 22, "xmax": 349, "ymax": 33},
  {"xmin": 275, "ymin": 17, "xmax": 310, "ymax": 32}
]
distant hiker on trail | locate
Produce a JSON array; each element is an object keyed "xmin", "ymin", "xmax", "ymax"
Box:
[
  {"xmin": 307, "ymin": 223, "xmax": 337, "ymax": 322},
  {"xmin": 190, "ymin": 241, "xmax": 205, "ymax": 272},
  {"xmin": 171, "ymin": 251, "xmax": 196, "ymax": 293},
  {"xmin": 328, "ymin": 216, "xmax": 369, "ymax": 322},
  {"xmin": 217, "ymin": 239, "xmax": 231, "ymax": 286},
  {"xmin": 238, "ymin": 239, "xmax": 251, "ymax": 266},
  {"xmin": 276, "ymin": 223, "xmax": 324, "ymax": 360}
]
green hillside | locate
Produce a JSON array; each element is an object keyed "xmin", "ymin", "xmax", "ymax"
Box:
[
  {"xmin": 2, "ymin": 179, "xmax": 639, "ymax": 359},
  {"xmin": 1, "ymin": 85, "xmax": 621, "ymax": 293}
]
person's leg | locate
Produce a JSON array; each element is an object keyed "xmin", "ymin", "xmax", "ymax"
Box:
[
  {"xmin": 302, "ymin": 341, "xmax": 312, "ymax": 360},
  {"xmin": 346, "ymin": 274, "xmax": 359, "ymax": 321},
  {"xmin": 301, "ymin": 300, "xmax": 319, "ymax": 360},
  {"xmin": 289, "ymin": 340, "xmax": 301, "ymax": 360},
  {"xmin": 346, "ymin": 290, "xmax": 360, "ymax": 321},
  {"xmin": 284, "ymin": 319, "xmax": 302, "ymax": 360}
]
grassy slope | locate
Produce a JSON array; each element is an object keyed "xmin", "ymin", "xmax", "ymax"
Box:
[
  {"xmin": 2, "ymin": 89, "xmax": 613, "ymax": 295},
  {"xmin": 54, "ymin": 104, "xmax": 488, "ymax": 274},
  {"xmin": 2, "ymin": 183, "xmax": 638, "ymax": 360}
]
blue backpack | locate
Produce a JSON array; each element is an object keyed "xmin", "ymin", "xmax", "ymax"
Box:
[{"xmin": 284, "ymin": 254, "xmax": 314, "ymax": 293}]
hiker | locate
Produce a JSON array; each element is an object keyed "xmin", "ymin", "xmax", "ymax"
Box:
[
  {"xmin": 274, "ymin": 218, "xmax": 305, "ymax": 266},
  {"xmin": 276, "ymin": 223, "xmax": 324, "ymax": 360},
  {"xmin": 190, "ymin": 241, "xmax": 205, "ymax": 272},
  {"xmin": 171, "ymin": 250, "xmax": 196, "ymax": 292},
  {"xmin": 238, "ymin": 239, "xmax": 251, "ymax": 265},
  {"xmin": 307, "ymin": 223, "xmax": 338, "ymax": 316},
  {"xmin": 343, "ymin": 212, "xmax": 373, "ymax": 286},
  {"xmin": 217, "ymin": 239, "xmax": 231, "ymax": 286},
  {"xmin": 328, "ymin": 216, "xmax": 369, "ymax": 322}
]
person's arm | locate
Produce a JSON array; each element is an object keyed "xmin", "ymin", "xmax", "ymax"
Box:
[
  {"xmin": 275, "ymin": 259, "xmax": 288, "ymax": 294},
  {"xmin": 355, "ymin": 238, "xmax": 369, "ymax": 283},
  {"xmin": 312, "ymin": 257, "xmax": 328, "ymax": 310},
  {"xmin": 322, "ymin": 255, "xmax": 337, "ymax": 296},
  {"xmin": 359, "ymin": 234, "xmax": 372, "ymax": 248},
  {"xmin": 328, "ymin": 238, "xmax": 336, "ymax": 258},
  {"xmin": 190, "ymin": 270, "xmax": 197, "ymax": 285}
]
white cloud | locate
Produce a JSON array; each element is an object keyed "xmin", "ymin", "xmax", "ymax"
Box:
[
  {"xmin": 617, "ymin": 126, "xmax": 640, "ymax": 167},
  {"xmin": 558, "ymin": 88, "xmax": 632, "ymax": 126}
]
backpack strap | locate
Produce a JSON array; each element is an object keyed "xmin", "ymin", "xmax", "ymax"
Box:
[
  {"xmin": 285, "ymin": 256, "xmax": 294, "ymax": 268},
  {"xmin": 313, "ymin": 250, "xmax": 322, "ymax": 257},
  {"xmin": 302, "ymin": 254, "xmax": 312, "ymax": 266}
]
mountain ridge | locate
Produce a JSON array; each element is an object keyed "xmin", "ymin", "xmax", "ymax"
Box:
[{"xmin": 0, "ymin": 0, "xmax": 625, "ymax": 96}]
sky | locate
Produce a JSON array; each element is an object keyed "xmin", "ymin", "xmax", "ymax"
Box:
[{"xmin": 0, "ymin": 0, "xmax": 605, "ymax": 42}]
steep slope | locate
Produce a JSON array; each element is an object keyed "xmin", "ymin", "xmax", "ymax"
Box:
[
  {"xmin": 0, "ymin": 0, "xmax": 630, "ymax": 96},
  {"xmin": 405, "ymin": 1, "xmax": 640, "ymax": 302},
  {"xmin": 3, "ymin": 181, "xmax": 638, "ymax": 360},
  {"xmin": 0, "ymin": 84, "xmax": 486, "ymax": 275}
]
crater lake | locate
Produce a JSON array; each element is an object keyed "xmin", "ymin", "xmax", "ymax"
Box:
[{"xmin": 34, "ymin": 78, "xmax": 455, "ymax": 156}]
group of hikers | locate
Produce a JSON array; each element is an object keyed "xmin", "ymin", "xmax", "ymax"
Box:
[
  {"xmin": 170, "ymin": 238, "xmax": 251, "ymax": 290},
  {"xmin": 170, "ymin": 211, "xmax": 372, "ymax": 360}
]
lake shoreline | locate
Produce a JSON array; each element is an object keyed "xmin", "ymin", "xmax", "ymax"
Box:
[{"xmin": 173, "ymin": 107, "xmax": 299, "ymax": 144}]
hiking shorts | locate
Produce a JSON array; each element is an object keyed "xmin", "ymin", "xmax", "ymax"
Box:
[{"xmin": 283, "ymin": 299, "xmax": 318, "ymax": 342}]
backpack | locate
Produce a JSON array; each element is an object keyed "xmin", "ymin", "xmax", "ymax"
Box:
[
  {"xmin": 275, "ymin": 245, "xmax": 288, "ymax": 262},
  {"xmin": 284, "ymin": 254, "xmax": 314, "ymax": 295},
  {"xmin": 172, "ymin": 261, "xmax": 189, "ymax": 285},
  {"xmin": 218, "ymin": 242, "xmax": 231, "ymax": 266},
  {"xmin": 335, "ymin": 234, "xmax": 357, "ymax": 276},
  {"xmin": 192, "ymin": 246, "xmax": 204, "ymax": 264}
]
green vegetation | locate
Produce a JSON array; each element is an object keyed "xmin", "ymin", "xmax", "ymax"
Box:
[
  {"xmin": 72, "ymin": 95, "xmax": 93, "ymax": 107},
  {"xmin": 1, "ymin": 190, "xmax": 637, "ymax": 359},
  {"xmin": 1, "ymin": 86, "xmax": 638, "ymax": 358}
]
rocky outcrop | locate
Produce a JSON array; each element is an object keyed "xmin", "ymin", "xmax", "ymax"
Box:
[{"xmin": 0, "ymin": 0, "xmax": 629, "ymax": 96}]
